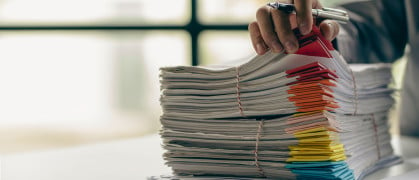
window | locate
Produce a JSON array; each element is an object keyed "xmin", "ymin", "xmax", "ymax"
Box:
[
  {"xmin": 0, "ymin": 0, "xmax": 262, "ymax": 153},
  {"xmin": 0, "ymin": 0, "xmax": 190, "ymax": 26},
  {"xmin": 0, "ymin": 0, "xmax": 194, "ymax": 153}
]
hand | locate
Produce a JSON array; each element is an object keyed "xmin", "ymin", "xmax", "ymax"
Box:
[{"xmin": 248, "ymin": 0, "xmax": 340, "ymax": 55}]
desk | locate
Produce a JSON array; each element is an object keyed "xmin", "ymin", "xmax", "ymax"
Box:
[{"xmin": 1, "ymin": 134, "xmax": 419, "ymax": 180}]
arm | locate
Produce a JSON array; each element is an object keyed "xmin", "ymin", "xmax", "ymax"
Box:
[{"xmin": 336, "ymin": 0, "xmax": 408, "ymax": 63}]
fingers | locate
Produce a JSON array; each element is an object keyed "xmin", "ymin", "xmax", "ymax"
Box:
[
  {"xmin": 254, "ymin": 5, "xmax": 298, "ymax": 54},
  {"xmin": 319, "ymin": 20, "xmax": 340, "ymax": 41},
  {"xmin": 294, "ymin": 0, "xmax": 313, "ymax": 35},
  {"xmin": 271, "ymin": 9, "xmax": 298, "ymax": 53},
  {"xmin": 256, "ymin": 6, "xmax": 284, "ymax": 53},
  {"xmin": 248, "ymin": 21, "xmax": 269, "ymax": 55},
  {"xmin": 250, "ymin": 0, "xmax": 328, "ymax": 55}
]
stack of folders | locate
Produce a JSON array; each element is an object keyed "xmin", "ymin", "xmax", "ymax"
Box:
[{"xmin": 155, "ymin": 27, "xmax": 402, "ymax": 180}]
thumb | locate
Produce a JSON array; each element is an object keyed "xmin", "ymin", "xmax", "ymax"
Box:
[{"xmin": 319, "ymin": 20, "xmax": 340, "ymax": 41}]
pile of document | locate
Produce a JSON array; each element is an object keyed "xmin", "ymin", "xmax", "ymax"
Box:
[{"xmin": 156, "ymin": 27, "xmax": 401, "ymax": 179}]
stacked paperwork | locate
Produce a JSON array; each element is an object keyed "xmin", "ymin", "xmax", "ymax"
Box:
[{"xmin": 156, "ymin": 27, "xmax": 401, "ymax": 180}]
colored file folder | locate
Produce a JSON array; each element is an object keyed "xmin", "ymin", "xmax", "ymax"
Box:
[{"xmin": 155, "ymin": 26, "xmax": 401, "ymax": 180}]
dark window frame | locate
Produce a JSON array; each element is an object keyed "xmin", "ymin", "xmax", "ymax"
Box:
[{"xmin": 0, "ymin": 0, "xmax": 249, "ymax": 66}]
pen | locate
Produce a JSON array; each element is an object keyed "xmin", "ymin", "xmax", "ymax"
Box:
[{"xmin": 267, "ymin": 2, "xmax": 349, "ymax": 23}]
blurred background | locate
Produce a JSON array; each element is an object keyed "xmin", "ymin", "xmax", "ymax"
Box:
[{"xmin": 0, "ymin": 0, "xmax": 405, "ymax": 154}]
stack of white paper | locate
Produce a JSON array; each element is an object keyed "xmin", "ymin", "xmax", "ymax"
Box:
[{"xmin": 156, "ymin": 27, "xmax": 401, "ymax": 180}]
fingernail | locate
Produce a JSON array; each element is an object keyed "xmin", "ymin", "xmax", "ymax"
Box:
[
  {"xmin": 326, "ymin": 23, "xmax": 334, "ymax": 40},
  {"xmin": 285, "ymin": 41, "xmax": 298, "ymax": 53},
  {"xmin": 299, "ymin": 23, "xmax": 310, "ymax": 35},
  {"xmin": 256, "ymin": 43, "xmax": 266, "ymax": 54},
  {"xmin": 272, "ymin": 41, "xmax": 283, "ymax": 53}
]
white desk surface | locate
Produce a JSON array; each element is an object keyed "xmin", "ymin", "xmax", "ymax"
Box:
[{"xmin": 1, "ymin": 134, "xmax": 419, "ymax": 180}]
